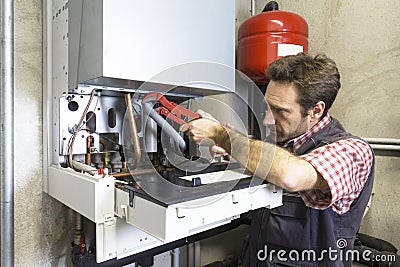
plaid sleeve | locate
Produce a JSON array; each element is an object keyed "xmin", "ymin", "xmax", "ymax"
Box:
[{"xmin": 299, "ymin": 138, "xmax": 374, "ymax": 214}]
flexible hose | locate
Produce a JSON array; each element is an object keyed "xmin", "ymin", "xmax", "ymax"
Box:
[
  {"xmin": 357, "ymin": 233, "xmax": 398, "ymax": 254},
  {"xmin": 71, "ymin": 160, "xmax": 97, "ymax": 175},
  {"xmin": 142, "ymin": 102, "xmax": 187, "ymax": 151}
]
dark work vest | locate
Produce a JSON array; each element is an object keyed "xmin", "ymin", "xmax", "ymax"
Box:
[{"xmin": 241, "ymin": 117, "xmax": 375, "ymax": 267}]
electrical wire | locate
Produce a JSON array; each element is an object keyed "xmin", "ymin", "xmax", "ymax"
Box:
[
  {"xmin": 65, "ymin": 97, "xmax": 99, "ymax": 158},
  {"xmin": 66, "ymin": 98, "xmax": 99, "ymax": 159},
  {"xmin": 68, "ymin": 89, "xmax": 96, "ymax": 168},
  {"xmin": 66, "ymin": 128, "xmax": 123, "ymax": 160}
]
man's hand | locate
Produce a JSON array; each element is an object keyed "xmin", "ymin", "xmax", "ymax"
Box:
[
  {"xmin": 211, "ymin": 144, "xmax": 228, "ymax": 156},
  {"xmin": 180, "ymin": 109, "xmax": 232, "ymax": 158},
  {"xmin": 179, "ymin": 109, "xmax": 220, "ymax": 145}
]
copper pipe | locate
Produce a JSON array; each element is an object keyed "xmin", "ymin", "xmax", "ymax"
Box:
[
  {"xmin": 85, "ymin": 135, "xmax": 92, "ymax": 165},
  {"xmin": 125, "ymin": 94, "xmax": 141, "ymax": 169},
  {"xmin": 110, "ymin": 169, "xmax": 156, "ymax": 178}
]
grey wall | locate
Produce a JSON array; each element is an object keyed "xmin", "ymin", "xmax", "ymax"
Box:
[
  {"xmin": 14, "ymin": 0, "xmax": 74, "ymax": 266},
  {"xmin": 11, "ymin": 0, "xmax": 399, "ymax": 266}
]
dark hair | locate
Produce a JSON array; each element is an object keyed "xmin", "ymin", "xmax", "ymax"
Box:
[{"xmin": 265, "ymin": 53, "xmax": 341, "ymax": 117}]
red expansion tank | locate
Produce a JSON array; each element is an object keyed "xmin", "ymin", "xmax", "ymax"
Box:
[{"xmin": 238, "ymin": 6, "xmax": 308, "ymax": 85}]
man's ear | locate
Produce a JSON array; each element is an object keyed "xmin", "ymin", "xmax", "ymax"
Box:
[{"xmin": 309, "ymin": 101, "xmax": 325, "ymax": 121}]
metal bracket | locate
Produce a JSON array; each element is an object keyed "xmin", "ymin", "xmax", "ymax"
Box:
[
  {"xmin": 231, "ymin": 194, "xmax": 238, "ymax": 204},
  {"xmin": 176, "ymin": 208, "xmax": 186, "ymax": 219},
  {"xmin": 129, "ymin": 190, "xmax": 135, "ymax": 208}
]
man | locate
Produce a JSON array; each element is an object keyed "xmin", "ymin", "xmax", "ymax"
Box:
[{"xmin": 180, "ymin": 53, "xmax": 374, "ymax": 266}]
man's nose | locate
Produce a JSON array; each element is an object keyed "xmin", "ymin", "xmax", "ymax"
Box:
[{"xmin": 263, "ymin": 110, "xmax": 275, "ymax": 126}]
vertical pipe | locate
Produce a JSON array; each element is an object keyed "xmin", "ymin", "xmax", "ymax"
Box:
[
  {"xmin": 1, "ymin": 0, "xmax": 14, "ymax": 264},
  {"xmin": 249, "ymin": 0, "xmax": 256, "ymax": 138},
  {"xmin": 187, "ymin": 243, "xmax": 194, "ymax": 267},
  {"xmin": 171, "ymin": 248, "xmax": 180, "ymax": 267},
  {"xmin": 186, "ymin": 242, "xmax": 201, "ymax": 267},
  {"xmin": 74, "ymin": 213, "xmax": 83, "ymax": 246},
  {"xmin": 251, "ymin": 0, "xmax": 256, "ymax": 16},
  {"xmin": 194, "ymin": 241, "xmax": 201, "ymax": 267}
]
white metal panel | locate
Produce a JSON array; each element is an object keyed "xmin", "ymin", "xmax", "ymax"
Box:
[
  {"xmin": 114, "ymin": 190, "xmax": 164, "ymax": 260},
  {"xmin": 122, "ymin": 183, "xmax": 282, "ymax": 242},
  {"xmin": 74, "ymin": 0, "xmax": 235, "ymax": 92},
  {"xmin": 58, "ymin": 94, "xmax": 126, "ymax": 156},
  {"xmin": 52, "ymin": 0, "xmax": 68, "ymax": 95},
  {"xmin": 115, "ymin": 219, "xmax": 164, "ymax": 260},
  {"xmin": 102, "ymin": 0, "xmax": 235, "ymax": 89},
  {"xmin": 48, "ymin": 166, "xmax": 114, "ymax": 222},
  {"xmin": 127, "ymin": 195, "xmax": 168, "ymax": 241},
  {"xmin": 98, "ymin": 218, "xmax": 118, "ymax": 261},
  {"xmin": 50, "ymin": 0, "xmax": 69, "ymax": 167}
]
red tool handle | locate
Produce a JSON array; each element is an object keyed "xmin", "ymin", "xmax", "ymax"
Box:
[{"xmin": 143, "ymin": 92, "xmax": 201, "ymax": 125}]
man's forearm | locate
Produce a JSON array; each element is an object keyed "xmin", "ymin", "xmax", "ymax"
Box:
[
  {"xmin": 210, "ymin": 125, "xmax": 326, "ymax": 191},
  {"xmin": 210, "ymin": 126, "xmax": 274, "ymax": 182}
]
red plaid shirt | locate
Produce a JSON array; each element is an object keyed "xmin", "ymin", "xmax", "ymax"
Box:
[{"xmin": 280, "ymin": 114, "xmax": 374, "ymax": 214}]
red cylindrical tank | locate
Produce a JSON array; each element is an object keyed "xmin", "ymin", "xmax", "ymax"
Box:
[{"xmin": 238, "ymin": 9, "xmax": 308, "ymax": 85}]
